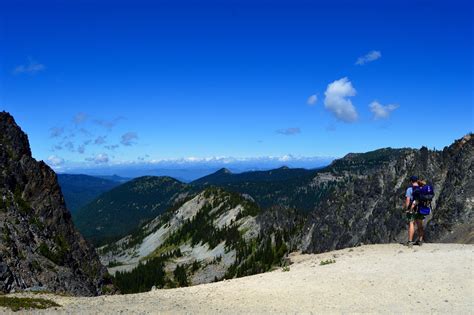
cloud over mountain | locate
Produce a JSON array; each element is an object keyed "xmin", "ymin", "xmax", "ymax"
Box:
[
  {"xmin": 324, "ymin": 77, "xmax": 358, "ymax": 123},
  {"xmin": 369, "ymin": 101, "xmax": 399, "ymax": 119},
  {"xmin": 47, "ymin": 155, "xmax": 64, "ymax": 166},
  {"xmin": 86, "ymin": 153, "xmax": 109, "ymax": 164}
]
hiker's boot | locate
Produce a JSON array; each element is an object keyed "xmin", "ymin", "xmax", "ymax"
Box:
[
  {"xmin": 405, "ymin": 241, "xmax": 415, "ymax": 248},
  {"xmin": 415, "ymin": 239, "xmax": 423, "ymax": 246}
]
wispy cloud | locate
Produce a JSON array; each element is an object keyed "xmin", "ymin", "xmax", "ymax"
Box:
[
  {"xmin": 77, "ymin": 145, "xmax": 86, "ymax": 154},
  {"xmin": 105, "ymin": 144, "xmax": 120, "ymax": 150},
  {"xmin": 121, "ymin": 132, "xmax": 138, "ymax": 146},
  {"xmin": 137, "ymin": 154, "xmax": 150, "ymax": 161},
  {"xmin": 355, "ymin": 50, "xmax": 382, "ymax": 65},
  {"xmin": 307, "ymin": 94, "xmax": 318, "ymax": 106},
  {"xmin": 94, "ymin": 117, "xmax": 125, "ymax": 130},
  {"xmin": 369, "ymin": 101, "xmax": 399, "ymax": 120},
  {"xmin": 79, "ymin": 128, "xmax": 92, "ymax": 136},
  {"xmin": 64, "ymin": 141, "xmax": 74, "ymax": 151},
  {"xmin": 73, "ymin": 112, "xmax": 88, "ymax": 124},
  {"xmin": 94, "ymin": 136, "xmax": 107, "ymax": 145},
  {"xmin": 86, "ymin": 153, "xmax": 109, "ymax": 164},
  {"xmin": 47, "ymin": 155, "xmax": 64, "ymax": 167},
  {"xmin": 13, "ymin": 58, "xmax": 46, "ymax": 75},
  {"xmin": 276, "ymin": 127, "xmax": 301, "ymax": 136},
  {"xmin": 324, "ymin": 77, "xmax": 358, "ymax": 123},
  {"xmin": 49, "ymin": 127, "xmax": 64, "ymax": 138}
]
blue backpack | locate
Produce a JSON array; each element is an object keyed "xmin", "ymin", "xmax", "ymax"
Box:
[{"xmin": 414, "ymin": 184, "xmax": 434, "ymax": 215}]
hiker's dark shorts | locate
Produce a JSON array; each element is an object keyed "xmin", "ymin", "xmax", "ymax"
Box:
[{"xmin": 406, "ymin": 212, "xmax": 425, "ymax": 222}]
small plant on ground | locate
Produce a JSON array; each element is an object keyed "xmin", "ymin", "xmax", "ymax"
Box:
[
  {"xmin": 320, "ymin": 259, "xmax": 336, "ymax": 266},
  {"xmin": 282, "ymin": 266, "xmax": 290, "ymax": 272},
  {"xmin": 0, "ymin": 296, "xmax": 61, "ymax": 312}
]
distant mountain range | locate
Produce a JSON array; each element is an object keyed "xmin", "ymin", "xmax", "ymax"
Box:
[
  {"xmin": 56, "ymin": 155, "xmax": 334, "ymax": 182},
  {"xmin": 57, "ymin": 174, "xmax": 126, "ymax": 213}
]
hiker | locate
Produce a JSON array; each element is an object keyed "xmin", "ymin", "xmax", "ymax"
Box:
[{"xmin": 404, "ymin": 176, "xmax": 425, "ymax": 247}]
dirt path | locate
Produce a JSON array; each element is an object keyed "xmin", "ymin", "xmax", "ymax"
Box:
[{"xmin": 5, "ymin": 243, "xmax": 473, "ymax": 314}]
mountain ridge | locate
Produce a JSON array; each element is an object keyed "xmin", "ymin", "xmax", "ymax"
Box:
[{"xmin": 57, "ymin": 174, "xmax": 122, "ymax": 213}]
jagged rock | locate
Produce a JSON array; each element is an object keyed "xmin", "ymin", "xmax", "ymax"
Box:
[{"xmin": 0, "ymin": 111, "xmax": 107, "ymax": 296}]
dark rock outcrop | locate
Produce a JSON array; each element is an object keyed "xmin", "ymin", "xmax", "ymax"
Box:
[{"xmin": 0, "ymin": 111, "xmax": 107, "ymax": 296}]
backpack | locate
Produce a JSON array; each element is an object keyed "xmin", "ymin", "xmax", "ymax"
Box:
[
  {"xmin": 414, "ymin": 184, "xmax": 434, "ymax": 216},
  {"xmin": 419, "ymin": 185, "xmax": 435, "ymax": 202}
]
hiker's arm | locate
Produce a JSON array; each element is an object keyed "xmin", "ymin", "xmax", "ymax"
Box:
[{"xmin": 404, "ymin": 197, "xmax": 411, "ymax": 210}]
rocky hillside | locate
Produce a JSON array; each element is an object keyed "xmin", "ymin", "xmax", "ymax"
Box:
[
  {"xmin": 98, "ymin": 188, "xmax": 295, "ymax": 293},
  {"xmin": 97, "ymin": 134, "xmax": 472, "ymax": 293},
  {"xmin": 190, "ymin": 137, "xmax": 473, "ymax": 252},
  {"xmin": 297, "ymin": 135, "xmax": 473, "ymax": 252},
  {"xmin": 74, "ymin": 176, "xmax": 190, "ymax": 246},
  {"xmin": 0, "ymin": 112, "xmax": 107, "ymax": 296}
]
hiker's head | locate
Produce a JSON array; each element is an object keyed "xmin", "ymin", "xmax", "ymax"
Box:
[
  {"xmin": 417, "ymin": 180, "xmax": 426, "ymax": 186},
  {"xmin": 410, "ymin": 176, "xmax": 418, "ymax": 184}
]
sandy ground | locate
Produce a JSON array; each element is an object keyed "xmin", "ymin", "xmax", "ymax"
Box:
[{"xmin": 4, "ymin": 243, "xmax": 473, "ymax": 314}]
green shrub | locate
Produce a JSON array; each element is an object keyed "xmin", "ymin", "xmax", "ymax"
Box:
[
  {"xmin": 0, "ymin": 296, "xmax": 60, "ymax": 311},
  {"xmin": 320, "ymin": 259, "xmax": 336, "ymax": 266},
  {"xmin": 38, "ymin": 239, "xmax": 69, "ymax": 266},
  {"xmin": 173, "ymin": 264, "xmax": 189, "ymax": 287},
  {"xmin": 107, "ymin": 261, "xmax": 124, "ymax": 268},
  {"xmin": 14, "ymin": 186, "xmax": 30, "ymax": 215}
]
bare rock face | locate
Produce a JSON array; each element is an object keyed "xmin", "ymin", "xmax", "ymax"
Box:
[{"xmin": 0, "ymin": 111, "xmax": 107, "ymax": 296}]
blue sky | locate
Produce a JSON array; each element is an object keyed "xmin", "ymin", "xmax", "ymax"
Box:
[{"xmin": 1, "ymin": 0, "xmax": 473, "ymax": 172}]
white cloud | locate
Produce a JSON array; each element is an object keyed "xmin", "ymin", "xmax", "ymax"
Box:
[
  {"xmin": 355, "ymin": 50, "xmax": 382, "ymax": 65},
  {"xmin": 121, "ymin": 132, "xmax": 138, "ymax": 146},
  {"xmin": 47, "ymin": 155, "xmax": 64, "ymax": 167},
  {"xmin": 13, "ymin": 58, "xmax": 46, "ymax": 75},
  {"xmin": 369, "ymin": 101, "xmax": 399, "ymax": 120},
  {"xmin": 276, "ymin": 127, "xmax": 301, "ymax": 136},
  {"xmin": 307, "ymin": 94, "xmax": 318, "ymax": 106},
  {"xmin": 323, "ymin": 77, "xmax": 358, "ymax": 123},
  {"xmin": 86, "ymin": 153, "xmax": 109, "ymax": 164}
]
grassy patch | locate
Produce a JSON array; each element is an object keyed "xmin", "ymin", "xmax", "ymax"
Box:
[
  {"xmin": 320, "ymin": 259, "xmax": 336, "ymax": 266},
  {"xmin": 145, "ymin": 243, "xmax": 179, "ymax": 260},
  {"xmin": 107, "ymin": 260, "xmax": 125, "ymax": 268},
  {"xmin": 0, "ymin": 296, "xmax": 61, "ymax": 312},
  {"xmin": 282, "ymin": 266, "xmax": 290, "ymax": 272}
]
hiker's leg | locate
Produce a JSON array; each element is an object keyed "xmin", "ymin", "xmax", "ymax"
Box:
[
  {"xmin": 416, "ymin": 220, "xmax": 424, "ymax": 241},
  {"xmin": 408, "ymin": 221, "xmax": 415, "ymax": 242}
]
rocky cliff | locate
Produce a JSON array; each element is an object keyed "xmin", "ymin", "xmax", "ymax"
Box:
[
  {"xmin": 0, "ymin": 112, "xmax": 107, "ymax": 296},
  {"xmin": 299, "ymin": 135, "xmax": 473, "ymax": 252}
]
